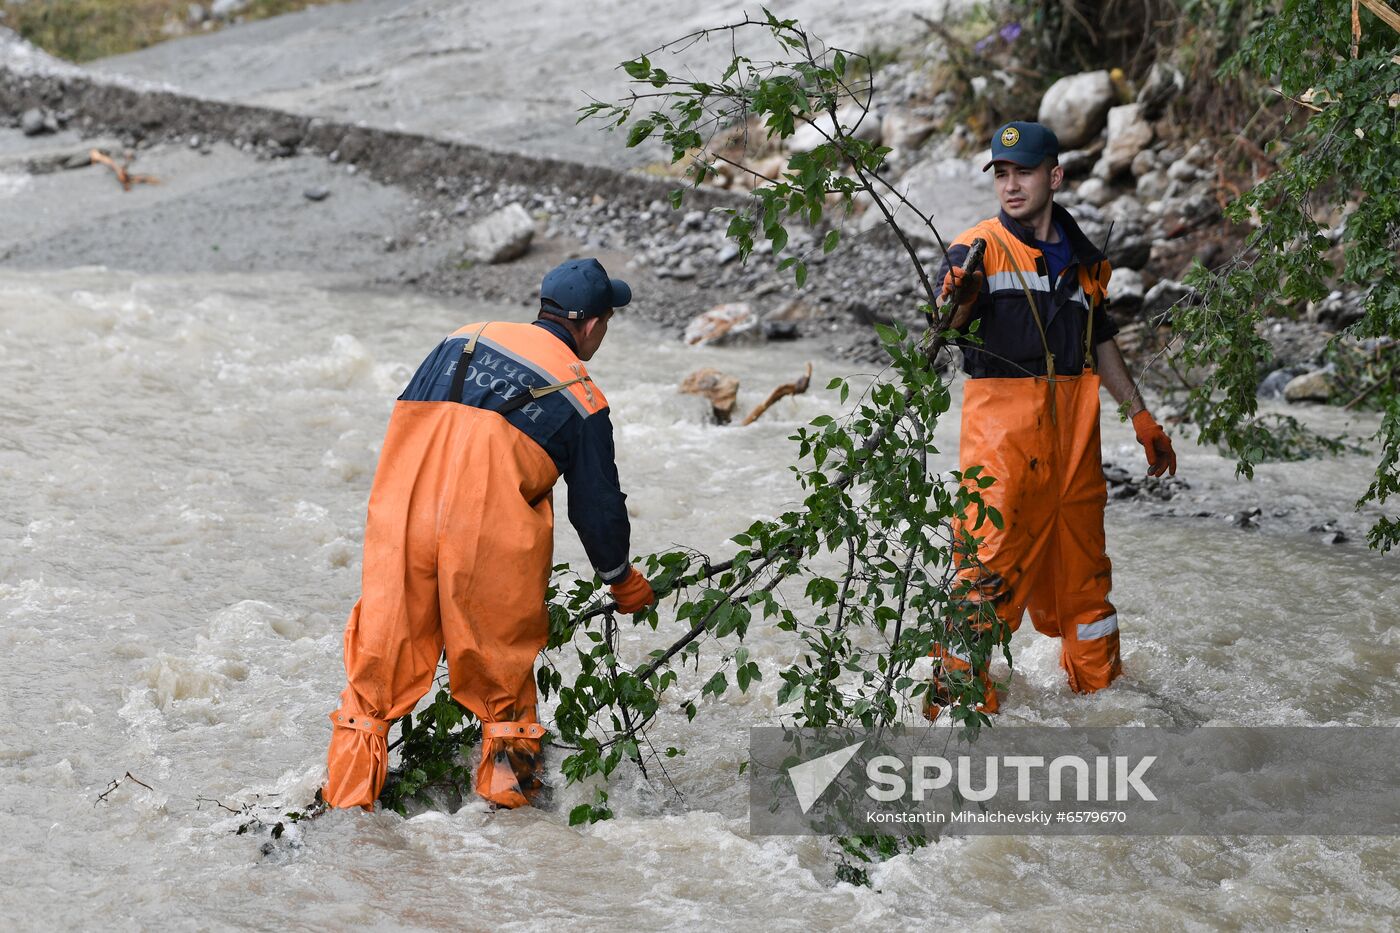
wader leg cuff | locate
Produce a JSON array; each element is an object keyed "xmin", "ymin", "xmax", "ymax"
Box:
[
  {"xmin": 476, "ymin": 721, "xmax": 546, "ymax": 809},
  {"xmin": 483, "ymin": 721, "xmax": 547, "ymax": 740},
  {"xmin": 324, "ymin": 708, "xmax": 391, "ymax": 809},
  {"xmin": 329, "ymin": 708, "xmax": 391, "ymax": 738}
]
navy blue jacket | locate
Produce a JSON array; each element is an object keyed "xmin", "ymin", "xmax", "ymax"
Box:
[{"xmin": 398, "ymin": 319, "xmax": 632, "ymax": 583}]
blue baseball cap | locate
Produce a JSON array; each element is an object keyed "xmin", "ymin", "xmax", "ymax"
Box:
[
  {"xmin": 982, "ymin": 121, "xmax": 1060, "ymax": 171},
  {"xmin": 540, "ymin": 258, "xmax": 632, "ymax": 319}
]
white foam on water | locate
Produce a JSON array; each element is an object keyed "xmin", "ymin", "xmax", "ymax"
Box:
[{"xmin": 0, "ymin": 171, "xmax": 30, "ymax": 199}]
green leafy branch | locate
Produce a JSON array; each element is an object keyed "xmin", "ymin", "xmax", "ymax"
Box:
[{"xmin": 1173, "ymin": 1, "xmax": 1399, "ymax": 550}]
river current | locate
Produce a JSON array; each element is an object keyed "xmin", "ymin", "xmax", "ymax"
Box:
[{"xmin": 1, "ymin": 268, "xmax": 1395, "ymax": 930}]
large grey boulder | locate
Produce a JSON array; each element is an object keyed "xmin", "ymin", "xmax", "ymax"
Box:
[
  {"xmin": 1038, "ymin": 71, "xmax": 1115, "ymax": 149},
  {"xmin": 463, "ymin": 203, "xmax": 535, "ymax": 263}
]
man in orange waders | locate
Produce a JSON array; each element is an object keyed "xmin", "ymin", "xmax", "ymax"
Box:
[
  {"xmin": 324, "ymin": 258, "xmax": 657, "ymax": 809},
  {"xmin": 926, "ymin": 121, "xmax": 1177, "ymax": 719}
]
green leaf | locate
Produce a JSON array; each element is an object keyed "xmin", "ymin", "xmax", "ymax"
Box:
[
  {"xmin": 823, "ymin": 229, "xmax": 840, "ymax": 254},
  {"xmin": 770, "ymin": 225, "xmax": 789, "ymax": 254},
  {"xmin": 626, "ymin": 120, "xmax": 654, "ymax": 148},
  {"xmin": 669, "ymin": 188, "xmax": 684, "ymax": 210},
  {"xmin": 569, "ymin": 803, "xmax": 592, "ymax": 826},
  {"xmin": 702, "ymin": 671, "xmax": 728, "ymax": 698},
  {"xmin": 795, "ymin": 262, "xmax": 807, "ymax": 288}
]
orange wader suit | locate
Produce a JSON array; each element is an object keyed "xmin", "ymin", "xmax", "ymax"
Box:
[
  {"xmin": 325, "ymin": 320, "xmax": 631, "ymax": 809},
  {"xmin": 931, "ymin": 205, "xmax": 1123, "ymax": 714}
]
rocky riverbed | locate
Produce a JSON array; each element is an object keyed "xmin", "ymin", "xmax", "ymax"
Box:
[{"xmin": 0, "ymin": 12, "xmax": 1388, "ymax": 547}]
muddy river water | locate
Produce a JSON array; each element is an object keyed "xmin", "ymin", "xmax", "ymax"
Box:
[{"xmin": 1, "ymin": 268, "xmax": 1396, "ymax": 930}]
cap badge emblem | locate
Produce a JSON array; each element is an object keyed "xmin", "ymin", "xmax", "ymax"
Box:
[{"xmin": 1001, "ymin": 126, "xmax": 1020, "ymax": 147}]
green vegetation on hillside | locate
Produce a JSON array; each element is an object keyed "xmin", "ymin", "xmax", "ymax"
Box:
[{"xmin": 0, "ymin": 0, "xmax": 346, "ymax": 62}]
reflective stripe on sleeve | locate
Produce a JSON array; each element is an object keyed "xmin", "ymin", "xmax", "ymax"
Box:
[{"xmin": 600, "ymin": 562, "xmax": 631, "ymax": 584}]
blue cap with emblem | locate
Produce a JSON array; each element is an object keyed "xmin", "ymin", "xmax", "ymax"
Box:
[
  {"xmin": 540, "ymin": 258, "xmax": 632, "ymax": 319},
  {"xmin": 982, "ymin": 121, "xmax": 1060, "ymax": 172}
]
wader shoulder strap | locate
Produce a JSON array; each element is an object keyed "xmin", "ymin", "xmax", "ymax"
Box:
[
  {"xmin": 985, "ymin": 229, "xmax": 1056, "ymax": 382},
  {"xmin": 496, "ymin": 374, "xmax": 595, "ymax": 415},
  {"xmin": 448, "ymin": 324, "xmax": 489, "ymax": 403},
  {"xmin": 1084, "ymin": 223, "xmax": 1114, "ymax": 375},
  {"xmin": 1084, "ymin": 270, "xmax": 1098, "ymax": 374}
]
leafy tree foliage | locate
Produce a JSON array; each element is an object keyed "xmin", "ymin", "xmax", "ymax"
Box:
[{"xmin": 1176, "ymin": 1, "xmax": 1399, "ymax": 550}]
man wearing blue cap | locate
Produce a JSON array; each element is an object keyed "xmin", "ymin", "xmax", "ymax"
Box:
[
  {"xmin": 324, "ymin": 257, "xmax": 655, "ymax": 811},
  {"xmin": 925, "ymin": 122, "xmax": 1177, "ymax": 720}
]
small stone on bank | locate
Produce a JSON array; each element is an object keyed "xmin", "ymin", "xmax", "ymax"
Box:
[
  {"xmin": 303, "ymin": 186, "xmax": 331, "ymax": 202},
  {"xmin": 21, "ymin": 108, "xmax": 48, "ymax": 137},
  {"xmin": 684, "ymin": 303, "xmax": 761, "ymax": 347},
  {"xmin": 1283, "ymin": 370, "xmax": 1332, "ymax": 403},
  {"xmin": 463, "ymin": 203, "xmax": 535, "ymax": 264}
]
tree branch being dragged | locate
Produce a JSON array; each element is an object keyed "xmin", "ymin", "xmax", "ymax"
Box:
[{"xmin": 385, "ymin": 11, "xmax": 1010, "ymax": 828}]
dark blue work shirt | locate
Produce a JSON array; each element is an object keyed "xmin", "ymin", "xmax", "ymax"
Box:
[{"xmin": 1037, "ymin": 222, "xmax": 1073, "ymax": 288}]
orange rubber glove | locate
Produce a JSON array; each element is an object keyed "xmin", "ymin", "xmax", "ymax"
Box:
[
  {"xmin": 939, "ymin": 265, "xmax": 985, "ymax": 329},
  {"xmin": 1132, "ymin": 410, "xmax": 1177, "ymax": 477},
  {"xmin": 939, "ymin": 265, "xmax": 985, "ymax": 306},
  {"xmin": 610, "ymin": 567, "xmax": 656, "ymax": 614}
]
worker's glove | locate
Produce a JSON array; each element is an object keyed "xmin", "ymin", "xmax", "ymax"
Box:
[
  {"xmin": 1132, "ymin": 410, "xmax": 1177, "ymax": 477},
  {"xmin": 939, "ymin": 265, "xmax": 985, "ymax": 309},
  {"xmin": 609, "ymin": 567, "xmax": 656, "ymax": 614}
]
